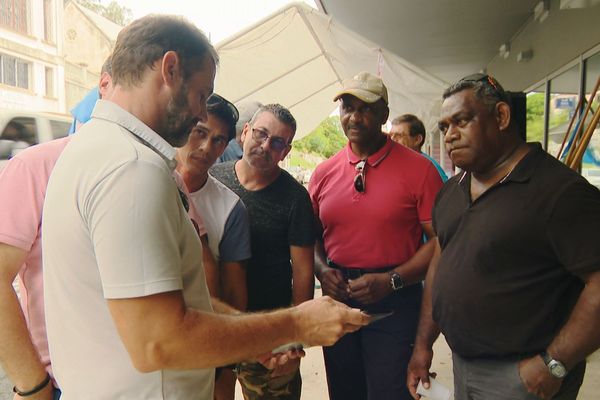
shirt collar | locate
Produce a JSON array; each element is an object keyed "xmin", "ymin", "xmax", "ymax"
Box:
[
  {"xmin": 345, "ymin": 135, "xmax": 393, "ymax": 167},
  {"xmin": 503, "ymin": 142, "xmax": 543, "ymax": 183},
  {"xmin": 91, "ymin": 100, "xmax": 178, "ymax": 171},
  {"xmin": 457, "ymin": 142, "xmax": 543, "ymax": 188}
]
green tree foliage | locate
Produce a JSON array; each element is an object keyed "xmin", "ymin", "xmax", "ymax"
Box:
[
  {"xmin": 295, "ymin": 116, "xmax": 347, "ymax": 158},
  {"xmin": 74, "ymin": 0, "xmax": 132, "ymax": 26},
  {"xmin": 526, "ymin": 92, "xmax": 545, "ymax": 143}
]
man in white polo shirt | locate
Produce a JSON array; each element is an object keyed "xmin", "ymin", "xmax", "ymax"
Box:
[{"xmin": 42, "ymin": 14, "xmax": 368, "ymax": 400}]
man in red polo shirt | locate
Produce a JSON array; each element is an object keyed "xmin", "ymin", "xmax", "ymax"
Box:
[{"xmin": 309, "ymin": 72, "xmax": 443, "ymax": 400}]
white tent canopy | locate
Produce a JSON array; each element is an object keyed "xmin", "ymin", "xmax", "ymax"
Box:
[{"xmin": 214, "ymin": 2, "xmax": 448, "ymax": 140}]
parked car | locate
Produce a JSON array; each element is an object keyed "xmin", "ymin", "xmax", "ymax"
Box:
[{"xmin": 0, "ymin": 110, "xmax": 71, "ymax": 168}]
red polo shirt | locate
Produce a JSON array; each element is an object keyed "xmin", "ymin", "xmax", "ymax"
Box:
[{"xmin": 309, "ymin": 137, "xmax": 443, "ymax": 268}]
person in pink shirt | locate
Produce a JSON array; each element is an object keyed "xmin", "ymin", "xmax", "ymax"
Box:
[{"xmin": 0, "ymin": 69, "xmax": 112, "ymax": 400}]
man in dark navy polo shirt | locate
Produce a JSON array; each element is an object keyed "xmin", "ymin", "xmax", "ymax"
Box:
[{"xmin": 407, "ymin": 74, "xmax": 600, "ymax": 400}]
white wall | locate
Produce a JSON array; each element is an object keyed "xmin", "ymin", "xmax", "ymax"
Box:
[{"xmin": 487, "ymin": 0, "xmax": 600, "ymax": 91}]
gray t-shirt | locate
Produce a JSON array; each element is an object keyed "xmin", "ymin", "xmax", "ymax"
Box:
[{"xmin": 211, "ymin": 161, "xmax": 315, "ymax": 311}]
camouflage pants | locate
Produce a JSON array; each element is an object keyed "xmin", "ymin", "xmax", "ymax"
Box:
[{"xmin": 236, "ymin": 362, "xmax": 301, "ymax": 400}]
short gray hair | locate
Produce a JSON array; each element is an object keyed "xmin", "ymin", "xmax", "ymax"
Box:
[{"xmin": 250, "ymin": 104, "xmax": 297, "ymax": 137}]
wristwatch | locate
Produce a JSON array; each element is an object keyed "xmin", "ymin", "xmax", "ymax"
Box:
[
  {"xmin": 540, "ymin": 351, "xmax": 568, "ymax": 378},
  {"xmin": 389, "ymin": 272, "xmax": 404, "ymax": 291}
]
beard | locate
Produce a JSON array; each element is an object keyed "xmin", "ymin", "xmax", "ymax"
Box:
[{"xmin": 162, "ymin": 82, "xmax": 198, "ymax": 147}]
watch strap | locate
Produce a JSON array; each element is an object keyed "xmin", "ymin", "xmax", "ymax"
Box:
[{"xmin": 540, "ymin": 351, "xmax": 552, "ymax": 365}]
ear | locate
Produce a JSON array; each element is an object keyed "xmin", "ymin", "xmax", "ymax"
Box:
[
  {"xmin": 240, "ymin": 123, "xmax": 250, "ymax": 144},
  {"xmin": 416, "ymin": 134, "xmax": 425, "ymax": 147},
  {"xmin": 98, "ymin": 72, "xmax": 112, "ymax": 99},
  {"xmin": 496, "ymin": 102, "xmax": 511, "ymax": 131},
  {"xmin": 381, "ymin": 104, "xmax": 390, "ymax": 126},
  {"xmin": 161, "ymin": 51, "xmax": 182, "ymax": 89}
]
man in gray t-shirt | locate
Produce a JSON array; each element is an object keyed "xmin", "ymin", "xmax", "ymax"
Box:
[{"xmin": 211, "ymin": 104, "xmax": 315, "ymax": 400}]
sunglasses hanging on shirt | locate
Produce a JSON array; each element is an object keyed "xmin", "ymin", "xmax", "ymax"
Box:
[{"xmin": 354, "ymin": 160, "xmax": 367, "ymax": 193}]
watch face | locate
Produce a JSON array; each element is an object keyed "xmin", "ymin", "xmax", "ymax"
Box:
[
  {"xmin": 549, "ymin": 361, "xmax": 567, "ymax": 378},
  {"xmin": 390, "ymin": 273, "xmax": 403, "ymax": 290}
]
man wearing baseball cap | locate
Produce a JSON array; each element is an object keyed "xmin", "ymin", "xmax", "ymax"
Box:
[{"xmin": 308, "ymin": 72, "xmax": 443, "ymax": 400}]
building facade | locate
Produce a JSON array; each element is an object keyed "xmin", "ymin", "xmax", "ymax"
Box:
[{"xmin": 0, "ymin": 0, "xmax": 66, "ymax": 112}]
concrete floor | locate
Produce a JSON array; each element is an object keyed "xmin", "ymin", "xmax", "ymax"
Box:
[
  {"xmin": 3, "ymin": 288, "xmax": 599, "ymax": 400},
  {"xmin": 233, "ymin": 335, "xmax": 600, "ymax": 400}
]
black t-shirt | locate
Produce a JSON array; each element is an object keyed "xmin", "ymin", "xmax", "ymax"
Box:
[
  {"xmin": 211, "ymin": 161, "xmax": 315, "ymax": 311},
  {"xmin": 432, "ymin": 143, "xmax": 600, "ymax": 358}
]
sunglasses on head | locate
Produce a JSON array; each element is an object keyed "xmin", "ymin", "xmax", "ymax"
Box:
[
  {"xmin": 354, "ymin": 160, "xmax": 366, "ymax": 193},
  {"xmin": 207, "ymin": 93, "xmax": 239, "ymax": 123},
  {"xmin": 459, "ymin": 73, "xmax": 506, "ymax": 97}
]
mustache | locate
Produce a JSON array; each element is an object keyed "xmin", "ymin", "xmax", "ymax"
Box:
[{"xmin": 347, "ymin": 123, "xmax": 365, "ymax": 130}]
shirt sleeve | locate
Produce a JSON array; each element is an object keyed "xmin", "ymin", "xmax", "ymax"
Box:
[
  {"xmin": 219, "ymin": 200, "xmax": 251, "ymax": 263},
  {"xmin": 0, "ymin": 157, "xmax": 43, "ymax": 250},
  {"xmin": 86, "ymin": 160, "xmax": 188, "ymax": 299},
  {"xmin": 288, "ymin": 187, "xmax": 316, "ymax": 247},
  {"xmin": 547, "ymin": 180, "xmax": 600, "ymax": 277},
  {"xmin": 307, "ymin": 167, "xmax": 320, "ymax": 217},
  {"xmin": 417, "ymin": 163, "xmax": 444, "ymax": 224}
]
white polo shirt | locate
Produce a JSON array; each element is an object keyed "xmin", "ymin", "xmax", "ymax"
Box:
[{"xmin": 42, "ymin": 100, "xmax": 214, "ymax": 399}]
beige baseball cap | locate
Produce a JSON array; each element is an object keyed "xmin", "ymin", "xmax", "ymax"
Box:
[{"xmin": 333, "ymin": 71, "xmax": 388, "ymax": 105}]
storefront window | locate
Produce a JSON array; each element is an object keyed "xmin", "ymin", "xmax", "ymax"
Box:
[
  {"xmin": 547, "ymin": 65, "xmax": 580, "ymax": 159},
  {"xmin": 526, "ymin": 84, "xmax": 545, "ymax": 144},
  {"xmin": 581, "ymin": 52, "xmax": 600, "ymax": 189}
]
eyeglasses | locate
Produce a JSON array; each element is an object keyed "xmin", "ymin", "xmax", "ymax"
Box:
[
  {"xmin": 354, "ymin": 160, "xmax": 366, "ymax": 193},
  {"xmin": 251, "ymin": 127, "xmax": 289, "ymax": 152},
  {"xmin": 207, "ymin": 93, "xmax": 239, "ymax": 123}
]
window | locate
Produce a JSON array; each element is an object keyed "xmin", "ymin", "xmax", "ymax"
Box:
[
  {"xmin": 526, "ymin": 84, "xmax": 545, "ymax": 145},
  {"xmin": 0, "ymin": 0, "xmax": 29, "ymax": 34},
  {"xmin": 45, "ymin": 66, "xmax": 54, "ymax": 97},
  {"xmin": 0, "ymin": 53, "xmax": 30, "ymax": 89},
  {"xmin": 0, "ymin": 116, "xmax": 36, "ymax": 160},
  {"xmin": 49, "ymin": 120, "xmax": 70, "ymax": 139},
  {"xmin": 43, "ymin": 0, "xmax": 54, "ymax": 43},
  {"xmin": 581, "ymin": 51, "xmax": 600, "ymax": 189},
  {"xmin": 547, "ymin": 65, "xmax": 580, "ymax": 158}
]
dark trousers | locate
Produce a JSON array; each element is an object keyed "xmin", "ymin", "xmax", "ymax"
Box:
[{"xmin": 322, "ymin": 282, "xmax": 421, "ymax": 400}]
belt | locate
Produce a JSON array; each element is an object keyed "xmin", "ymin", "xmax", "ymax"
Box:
[{"xmin": 327, "ymin": 260, "xmax": 395, "ymax": 280}]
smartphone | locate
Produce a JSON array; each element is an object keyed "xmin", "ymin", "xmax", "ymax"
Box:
[{"xmin": 363, "ymin": 310, "xmax": 394, "ymax": 324}]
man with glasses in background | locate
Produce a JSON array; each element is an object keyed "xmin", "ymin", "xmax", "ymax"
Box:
[
  {"xmin": 308, "ymin": 72, "xmax": 443, "ymax": 400},
  {"xmin": 407, "ymin": 74, "xmax": 600, "ymax": 400},
  {"xmin": 389, "ymin": 113, "xmax": 449, "ymax": 182},
  {"xmin": 175, "ymin": 93, "xmax": 251, "ymax": 400},
  {"xmin": 211, "ymin": 103, "xmax": 316, "ymax": 400}
]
